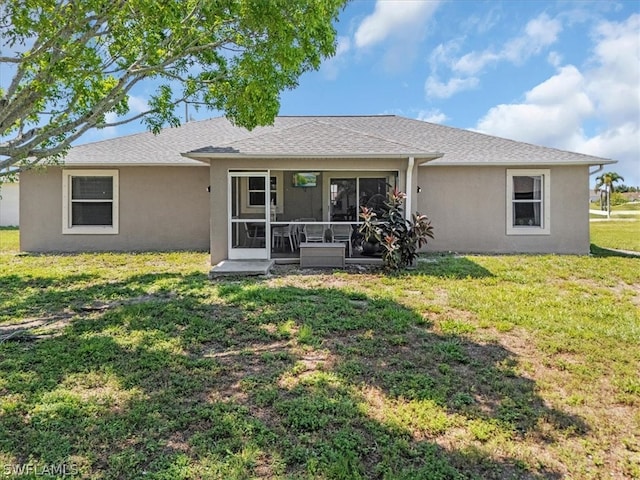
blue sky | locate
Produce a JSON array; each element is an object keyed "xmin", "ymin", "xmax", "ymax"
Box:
[{"xmin": 87, "ymin": 0, "xmax": 640, "ymax": 187}]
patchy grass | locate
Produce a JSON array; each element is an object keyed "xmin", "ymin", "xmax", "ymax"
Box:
[
  {"xmin": 1, "ymin": 233, "xmax": 639, "ymax": 479},
  {"xmin": 612, "ymin": 202, "xmax": 640, "ymax": 211},
  {"xmin": 591, "ymin": 219, "xmax": 640, "ymax": 252},
  {"xmin": 0, "ymin": 227, "xmax": 19, "ymax": 252}
]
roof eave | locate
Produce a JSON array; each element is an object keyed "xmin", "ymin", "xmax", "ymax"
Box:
[
  {"xmin": 421, "ymin": 159, "xmax": 617, "ymax": 167},
  {"xmin": 60, "ymin": 161, "xmax": 209, "ymax": 167}
]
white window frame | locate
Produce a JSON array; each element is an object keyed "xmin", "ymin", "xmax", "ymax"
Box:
[
  {"xmin": 62, "ymin": 169, "xmax": 119, "ymax": 234},
  {"xmin": 242, "ymin": 171, "xmax": 283, "ymax": 214},
  {"xmin": 506, "ymin": 169, "xmax": 550, "ymax": 235},
  {"xmin": 247, "ymin": 175, "xmax": 277, "ymax": 207}
]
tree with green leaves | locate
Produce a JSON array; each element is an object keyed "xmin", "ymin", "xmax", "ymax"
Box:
[
  {"xmin": 0, "ymin": 0, "xmax": 346, "ymax": 178},
  {"xmin": 595, "ymin": 171, "xmax": 625, "ymax": 218}
]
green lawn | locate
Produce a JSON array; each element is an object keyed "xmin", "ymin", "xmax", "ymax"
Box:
[
  {"xmin": 590, "ymin": 202, "xmax": 640, "ymax": 212},
  {"xmin": 1, "ymin": 230, "xmax": 639, "ymax": 479},
  {"xmin": 0, "ymin": 227, "xmax": 19, "ymax": 252},
  {"xmin": 612, "ymin": 202, "xmax": 640, "ymax": 211},
  {"xmin": 591, "ymin": 219, "xmax": 640, "ymax": 252}
]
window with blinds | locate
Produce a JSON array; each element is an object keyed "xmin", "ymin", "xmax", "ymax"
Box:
[
  {"xmin": 506, "ymin": 169, "xmax": 550, "ymax": 235},
  {"xmin": 63, "ymin": 170, "xmax": 119, "ymax": 234},
  {"xmin": 71, "ymin": 176, "xmax": 114, "ymax": 226}
]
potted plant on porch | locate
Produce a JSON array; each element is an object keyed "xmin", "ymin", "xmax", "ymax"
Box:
[
  {"xmin": 357, "ymin": 206, "xmax": 382, "ymax": 256},
  {"xmin": 359, "ymin": 188, "xmax": 434, "ymax": 271}
]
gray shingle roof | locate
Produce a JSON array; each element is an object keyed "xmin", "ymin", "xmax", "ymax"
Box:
[
  {"xmin": 62, "ymin": 115, "xmax": 614, "ymax": 167},
  {"xmin": 188, "ymin": 117, "xmax": 440, "ymax": 158}
]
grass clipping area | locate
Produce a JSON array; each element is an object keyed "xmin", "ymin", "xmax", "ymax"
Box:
[{"xmin": 0, "ymin": 235, "xmax": 639, "ymax": 478}]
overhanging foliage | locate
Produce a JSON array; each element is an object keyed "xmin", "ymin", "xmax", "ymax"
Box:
[{"xmin": 0, "ymin": 0, "xmax": 346, "ymax": 174}]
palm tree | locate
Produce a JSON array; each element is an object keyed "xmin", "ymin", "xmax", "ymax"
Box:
[{"xmin": 595, "ymin": 172, "xmax": 625, "ymax": 218}]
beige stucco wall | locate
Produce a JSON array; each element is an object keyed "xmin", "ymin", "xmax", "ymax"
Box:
[
  {"xmin": 416, "ymin": 165, "xmax": 590, "ymax": 254},
  {"xmin": 0, "ymin": 182, "xmax": 20, "ymax": 226},
  {"xmin": 208, "ymin": 157, "xmax": 411, "ymax": 264},
  {"xmin": 20, "ymin": 166, "xmax": 210, "ymax": 252}
]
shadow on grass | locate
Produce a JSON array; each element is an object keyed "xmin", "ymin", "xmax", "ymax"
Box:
[
  {"xmin": 415, "ymin": 255, "xmax": 494, "ymax": 279},
  {"xmin": 0, "ymin": 274, "xmax": 587, "ymax": 479},
  {"xmin": 590, "ymin": 243, "xmax": 640, "ymax": 258},
  {"xmin": 0, "ymin": 271, "xmax": 206, "ymax": 323}
]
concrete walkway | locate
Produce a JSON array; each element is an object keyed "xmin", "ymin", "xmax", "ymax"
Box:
[
  {"xmin": 209, "ymin": 260, "xmax": 274, "ymax": 278},
  {"xmin": 589, "ymin": 209, "xmax": 640, "ymax": 216}
]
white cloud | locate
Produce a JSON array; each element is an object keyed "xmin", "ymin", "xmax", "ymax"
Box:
[
  {"xmin": 463, "ymin": 7, "xmax": 502, "ymax": 35},
  {"xmin": 336, "ymin": 35, "xmax": 351, "ymax": 56},
  {"xmin": 525, "ymin": 65, "xmax": 588, "ymax": 106},
  {"xmin": 417, "ymin": 109, "xmax": 448, "ymax": 124},
  {"xmin": 453, "ymin": 51, "xmax": 499, "ymax": 76},
  {"xmin": 98, "ymin": 95, "xmax": 150, "ymax": 139},
  {"xmin": 321, "ymin": 36, "xmax": 351, "ymax": 80},
  {"xmin": 476, "ymin": 66, "xmax": 593, "ymax": 148},
  {"xmin": 128, "ymin": 95, "xmax": 149, "ymax": 115},
  {"xmin": 579, "ymin": 122, "xmax": 639, "ymax": 162},
  {"xmin": 474, "ymin": 14, "xmax": 640, "ymax": 185},
  {"xmin": 547, "ymin": 51, "xmax": 562, "ymax": 67},
  {"xmin": 428, "ymin": 40, "xmax": 464, "ymax": 72},
  {"xmin": 354, "ymin": 0, "xmax": 441, "ymax": 49},
  {"xmin": 425, "ymin": 75, "xmax": 479, "ymax": 99},
  {"xmin": 453, "ymin": 13, "xmax": 562, "ymax": 75},
  {"xmin": 586, "ymin": 13, "xmax": 640, "ymax": 125},
  {"xmin": 524, "ymin": 13, "xmax": 562, "ymax": 51}
]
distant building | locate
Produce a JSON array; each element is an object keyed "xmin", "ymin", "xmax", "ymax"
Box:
[{"xmin": 0, "ymin": 181, "xmax": 19, "ymax": 226}]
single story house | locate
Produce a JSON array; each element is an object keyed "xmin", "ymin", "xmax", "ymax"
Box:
[{"xmin": 20, "ymin": 115, "xmax": 615, "ymax": 264}]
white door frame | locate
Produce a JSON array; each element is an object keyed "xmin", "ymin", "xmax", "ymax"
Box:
[{"xmin": 228, "ymin": 171, "xmax": 271, "ymax": 260}]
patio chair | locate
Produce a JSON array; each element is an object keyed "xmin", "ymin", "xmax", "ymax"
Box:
[
  {"xmin": 243, "ymin": 222, "xmax": 265, "ymax": 247},
  {"xmin": 303, "ymin": 223, "xmax": 325, "ymax": 243},
  {"xmin": 273, "ymin": 223, "xmax": 298, "ymax": 251},
  {"xmin": 331, "ymin": 223, "xmax": 353, "ymax": 257}
]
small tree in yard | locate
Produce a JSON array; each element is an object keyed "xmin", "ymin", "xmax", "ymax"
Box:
[
  {"xmin": 359, "ymin": 188, "xmax": 434, "ymax": 271},
  {"xmin": 595, "ymin": 172, "xmax": 625, "ymax": 218}
]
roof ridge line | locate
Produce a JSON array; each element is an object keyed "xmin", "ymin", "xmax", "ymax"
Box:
[
  {"xmin": 314, "ymin": 117, "xmax": 431, "ymax": 153},
  {"xmin": 217, "ymin": 118, "xmax": 317, "ymax": 147}
]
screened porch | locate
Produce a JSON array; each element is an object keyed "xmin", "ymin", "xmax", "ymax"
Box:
[{"xmin": 228, "ymin": 170, "xmax": 398, "ymax": 261}]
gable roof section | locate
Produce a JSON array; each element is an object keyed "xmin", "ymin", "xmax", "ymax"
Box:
[
  {"xmin": 186, "ymin": 115, "xmax": 614, "ymax": 166},
  {"xmin": 60, "ymin": 115, "xmax": 614, "ymax": 167},
  {"xmin": 188, "ymin": 117, "xmax": 441, "ymax": 158}
]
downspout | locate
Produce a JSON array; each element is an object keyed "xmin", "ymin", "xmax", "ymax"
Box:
[{"xmin": 405, "ymin": 156, "xmax": 415, "ymax": 219}]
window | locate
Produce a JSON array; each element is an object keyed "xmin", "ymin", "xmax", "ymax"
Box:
[
  {"xmin": 63, "ymin": 170, "xmax": 119, "ymax": 234},
  {"xmin": 248, "ymin": 176, "xmax": 277, "ymax": 207},
  {"xmin": 506, "ymin": 169, "xmax": 550, "ymax": 235}
]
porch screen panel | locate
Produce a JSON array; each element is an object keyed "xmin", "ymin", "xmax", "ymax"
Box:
[
  {"xmin": 330, "ymin": 177, "xmax": 391, "ymax": 221},
  {"xmin": 359, "ymin": 178, "xmax": 389, "ymax": 217},
  {"xmin": 330, "ymin": 179, "xmax": 357, "ymax": 221}
]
